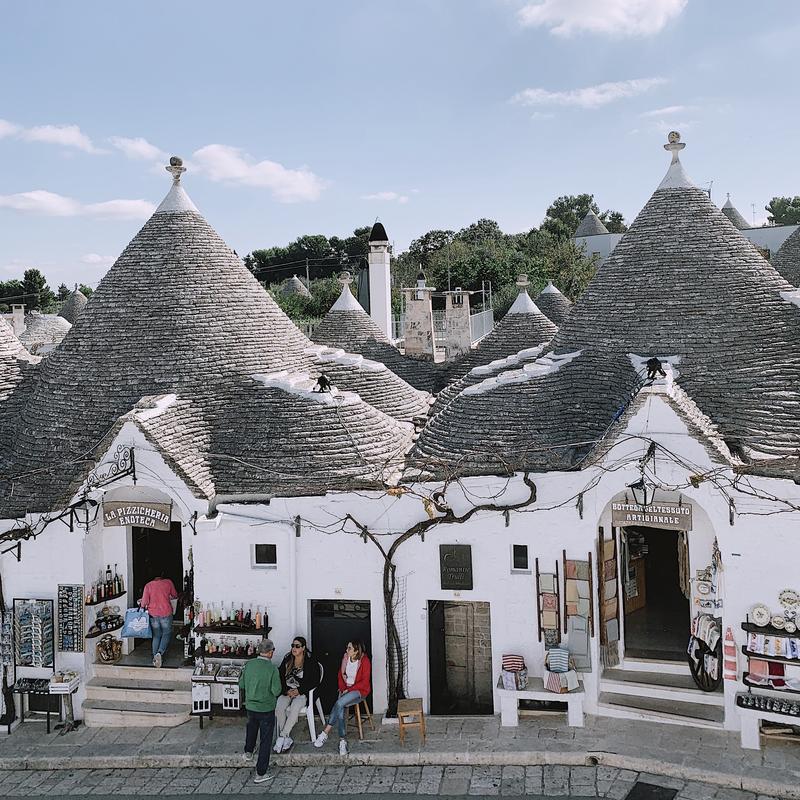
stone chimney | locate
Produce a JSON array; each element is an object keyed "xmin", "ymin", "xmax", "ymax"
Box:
[
  {"xmin": 367, "ymin": 221, "xmax": 392, "ymax": 339},
  {"xmin": 10, "ymin": 304, "xmax": 25, "ymax": 335},
  {"xmin": 442, "ymin": 287, "xmax": 473, "ymax": 360},
  {"xmin": 401, "ymin": 269, "xmax": 436, "ymax": 359}
]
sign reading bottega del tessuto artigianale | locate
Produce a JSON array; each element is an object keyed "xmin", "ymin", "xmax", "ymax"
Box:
[
  {"xmin": 102, "ymin": 501, "xmax": 172, "ymax": 530},
  {"xmin": 611, "ymin": 501, "xmax": 692, "ymax": 531}
]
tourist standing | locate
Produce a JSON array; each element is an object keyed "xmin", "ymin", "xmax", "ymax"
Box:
[
  {"xmin": 313, "ymin": 640, "xmax": 371, "ymax": 755},
  {"xmin": 239, "ymin": 638, "xmax": 282, "ymax": 783},
  {"xmin": 139, "ymin": 572, "xmax": 178, "ymax": 668},
  {"xmin": 274, "ymin": 635, "xmax": 321, "ymax": 753}
]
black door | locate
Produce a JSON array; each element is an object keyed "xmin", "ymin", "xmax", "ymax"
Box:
[
  {"xmin": 310, "ymin": 600, "xmax": 372, "ymax": 712},
  {"xmin": 131, "ymin": 522, "xmax": 183, "ymax": 611},
  {"xmin": 427, "ymin": 600, "xmax": 449, "ymax": 714}
]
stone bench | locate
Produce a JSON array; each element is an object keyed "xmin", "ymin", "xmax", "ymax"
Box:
[{"xmin": 497, "ymin": 676, "xmax": 584, "ymax": 728}]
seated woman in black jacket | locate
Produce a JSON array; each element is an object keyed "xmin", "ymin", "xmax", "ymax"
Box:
[{"xmin": 273, "ymin": 635, "xmax": 321, "ymax": 753}]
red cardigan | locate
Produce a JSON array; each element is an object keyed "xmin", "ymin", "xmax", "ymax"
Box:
[{"xmin": 337, "ymin": 653, "xmax": 371, "ymax": 698}]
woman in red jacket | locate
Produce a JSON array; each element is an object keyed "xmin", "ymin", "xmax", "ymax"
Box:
[{"xmin": 313, "ymin": 640, "xmax": 371, "ymax": 755}]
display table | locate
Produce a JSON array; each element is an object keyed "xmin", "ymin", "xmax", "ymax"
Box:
[
  {"xmin": 12, "ymin": 679, "xmax": 58, "ymax": 734},
  {"xmin": 736, "ymin": 705, "xmax": 800, "ymax": 750},
  {"xmin": 497, "ymin": 677, "xmax": 584, "ymax": 728}
]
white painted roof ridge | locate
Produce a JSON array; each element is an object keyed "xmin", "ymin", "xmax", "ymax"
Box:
[
  {"xmin": 304, "ymin": 344, "xmax": 388, "ymax": 373},
  {"xmin": 628, "ymin": 353, "xmax": 682, "ymax": 381},
  {"xmin": 657, "ymin": 132, "xmax": 695, "ymax": 190},
  {"xmin": 507, "ymin": 289, "xmax": 544, "ymax": 315},
  {"xmin": 134, "ymin": 393, "xmax": 179, "ymax": 421},
  {"xmin": 462, "ymin": 350, "xmax": 581, "ymax": 397},
  {"xmin": 469, "ymin": 343, "xmax": 548, "ymax": 376},
  {"xmin": 251, "ymin": 370, "xmax": 362, "ymax": 407},
  {"xmin": 155, "ymin": 156, "xmax": 199, "ymax": 214},
  {"xmin": 780, "ymin": 290, "xmax": 800, "ymax": 310},
  {"xmin": 540, "ymin": 281, "xmax": 561, "ymax": 295},
  {"xmin": 330, "ymin": 283, "xmax": 364, "ymax": 312}
]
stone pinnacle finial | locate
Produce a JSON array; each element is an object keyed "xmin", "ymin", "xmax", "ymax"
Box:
[
  {"xmin": 516, "ymin": 274, "xmax": 530, "ymax": 292},
  {"xmin": 663, "ymin": 131, "xmax": 685, "ymax": 164},
  {"xmin": 166, "ymin": 155, "xmax": 186, "ymax": 184},
  {"xmin": 338, "ymin": 270, "xmax": 353, "ymax": 286}
]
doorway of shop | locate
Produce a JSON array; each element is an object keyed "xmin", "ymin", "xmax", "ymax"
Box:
[
  {"xmin": 310, "ymin": 600, "xmax": 372, "ymax": 713},
  {"xmin": 622, "ymin": 526, "xmax": 690, "ymax": 661},
  {"xmin": 428, "ymin": 600, "xmax": 493, "ymax": 715},
  {"xmin": 129, "ymin": 522, "xmax": 184, "ymax": 664}
]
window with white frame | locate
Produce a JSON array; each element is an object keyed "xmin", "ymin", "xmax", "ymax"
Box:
[
  {"xmin": 252, "ymin": 543, "xmax": 277, "ymax": 569},
  {"xmin": 511, "ymin": 544, "xmax": 529, "ymax": 572}
]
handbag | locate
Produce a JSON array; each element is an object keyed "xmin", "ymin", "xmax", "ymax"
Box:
[{"xmin": 121, "ymin": 606, "xmax": 152, "ymax": 638}]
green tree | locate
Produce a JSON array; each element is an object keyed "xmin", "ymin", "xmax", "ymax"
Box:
[
  {"xmin": 765, "ymin": 197, "xmax": 800, "ymax": 226},
  {"xmin": 78, "ymin": 284, "xmax": 94, "ymax": 298},
  {"xmin": 22, "ymin": 269, "xmax": 56, "ymax": 312},
  {"xmin": 602, "ymin": 210, "xmax": 628, "ymax": 233},
  {"xmin": 542, "ymin": 194, "xmax": 599, "ymax": 238},
  {"xmin": 57, "ymin": 283, "xmax": 70, "ymax": 301}
]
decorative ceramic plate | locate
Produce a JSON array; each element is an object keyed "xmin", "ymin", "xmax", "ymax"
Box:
[
  {"xmin": 696, "ymin": 581, "xmax": 712, "ymax": 596},
  {"xmin": 750, "ymin": 604, "xmax": 771, "ymax": 627},
  {"xmin": 779, "ymin": 589, "xmax": 800, "ymax": 608},
  {"xmin": 771, "ymin": 615, "xmax": 786, "ymax": 630},
  {"xmin": 785, "ymin": 621, "xmax": 797, "ymax": 634}
]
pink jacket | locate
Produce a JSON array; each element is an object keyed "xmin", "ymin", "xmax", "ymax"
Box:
[{"xmin": 140, "ymin": 578, "xmax": 178, "ymax": 618}]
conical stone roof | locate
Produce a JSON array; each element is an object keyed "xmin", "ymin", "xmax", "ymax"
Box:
[
  {"xmin": 2, "ymin": 159, "xmax": 406, "ymax": 514},
  {"xmin": 18, "ymin": 312, "xmax": 71, "ymax": 355},
  {"xmin": 58, "ymin": 287, "xmax": 88, "ymax": 323},
  {"xmin": 721, "ymin": 194, "xmax": 750, "ymax": 230},
  {"xmin": 770, "ymin": 226, "xmax": 800, "ymax": 288},
  {"xmin": 312, "ymin": 277, "xmax": 443, "ymax": 393},
  {"xmin": 535, "ymin": 282, "xmax": 573, "ymax": 327},
  {"xmin": 281, "ymin": 275, "xmax": 311, "ymax": 298},
  {"xmin": 575, "ymin": 210, "xmax": 609, "ymax": 237},
  {"xmin": 413, "ymin": 133, "xmax": 800, "ymax": 477},
  {"xmin": 0, "ymin": 320, "xmax": 37, "ymax": 474}
]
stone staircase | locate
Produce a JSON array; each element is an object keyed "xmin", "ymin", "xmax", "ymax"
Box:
[
  {"xmin": 598, "ymin": 661, "xmax": 725, "ymax": 729},
  {"xmin": 84, "ymin": 663, "xmax": 193, "ymax": 727}
]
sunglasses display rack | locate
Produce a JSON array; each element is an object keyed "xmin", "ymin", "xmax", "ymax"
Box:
[{"xmin": 57, "ymin": 585, "xmax": 85, "ymax": 653}]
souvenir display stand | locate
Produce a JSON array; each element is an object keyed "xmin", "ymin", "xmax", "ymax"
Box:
[{"xmin": 534, "ymin": 559, "xmax": 561, "ymax": 648}]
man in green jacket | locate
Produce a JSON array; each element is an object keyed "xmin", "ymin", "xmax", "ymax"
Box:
[{"xmin": 239, "ymin": 638, "xmax": 282, "ymax": 783}]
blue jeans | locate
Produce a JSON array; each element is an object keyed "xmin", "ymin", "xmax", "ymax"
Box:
[
  {"xmin": 327, "ymin": 690, "xmax": 362, "ymax": 738},
  {"xmin": 150, "ymin": 614, "xmax": 172, "ymax": 658},
  {"xmin": 245, "ymin": 709, "xmax": 276, "ymax": 776}
]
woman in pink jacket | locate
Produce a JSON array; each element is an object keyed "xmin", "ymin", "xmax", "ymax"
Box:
[{"xmin": 139, "ymin": 572, "xmax": 178, "ymax": 668}]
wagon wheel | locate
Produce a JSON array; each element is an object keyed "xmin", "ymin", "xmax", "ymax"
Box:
[{"xmin": 687, "ymin": 636, "xmax": 723, "ymax": 692}]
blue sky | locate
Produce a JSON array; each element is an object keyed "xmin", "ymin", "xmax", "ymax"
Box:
[{"xmin": 1, "ymin": 0, "xmax": 798, "ymax": 288}]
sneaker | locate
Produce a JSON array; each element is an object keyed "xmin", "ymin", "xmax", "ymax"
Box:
[
  {"xmin": 242, "ymin": 750, "xmax": 254, "ymax": 763},
  {"xmin": 153, "ymin": 652, "xmax": 162, "ymax": 669},
  {"xmin": 253, "ymin": 771, "xmax": 274, "ymax": 784},
  {"xmin": 273, "ymin": 736, "xmax": 285, "ymax": 754},
  {"xmin": 281, "ymin": 736, "xmax": 293, "ymax": 752},
  {"xmin": 339, "ymin": 739, "xmax": 349, "ymax": 756},
  {"xmin": 313, "ymin": 731, "xmax": 328, "ymax": 748}
]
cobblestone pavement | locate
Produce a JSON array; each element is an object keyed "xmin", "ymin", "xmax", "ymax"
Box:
[{"xmin": 0, "ymin": 764, "xmax": 785, "ymax": 798}]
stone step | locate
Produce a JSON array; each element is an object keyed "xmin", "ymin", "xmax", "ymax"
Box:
[
  {"xmin": 597, "ymin": 692, "xmax": 725, "ymax": 729},
  {"xmin": 93, "ymin": 662, "xmax": 194, "ymax": 683},
  {"xmin": 86, "ymin": 677, "xmax": 192, "ymax": 705},
  {"xmin": 620, "ymin": 658, "xmax": 690, "ymax": 676},
  {"xmin": 600, "ymin": 669, "xmax": 724, "ymax": 706},
  {"xmin": 83, "ymin": 699, "xmax": 190, "ymax": 728}
]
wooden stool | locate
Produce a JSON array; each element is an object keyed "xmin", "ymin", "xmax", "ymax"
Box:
[
  {"xmin": 346, "ymin": 698, "xmax": 374, "ymax": 740},
  {"xmin": 397, "ymin": 698, "xmax": 425, "ymax": 745}
]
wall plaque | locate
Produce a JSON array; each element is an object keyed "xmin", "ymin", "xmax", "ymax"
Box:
[
  {"xmin": 611, "ymin": 502, "xmax": 692, "ymax": 531},
  {"xmin": 439, "ymin": 544, "xmax": 473, "ymax": 590},
  {"xmin": 103, "ymin": 501, "xmax": 171, "ymax": 530}
]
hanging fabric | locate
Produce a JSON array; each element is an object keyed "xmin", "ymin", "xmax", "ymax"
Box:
[
  {"xmin": 598, "ymin": 527, "xmax": 620, "ymax": 668},
  {"xmin": 677, "ymin": 531, "xmax": 691, "ymax": 600}
]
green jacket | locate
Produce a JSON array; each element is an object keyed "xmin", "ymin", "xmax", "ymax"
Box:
[{"xmin": 238, "ymin": 657, "xmax": 282, "ymax": 712}]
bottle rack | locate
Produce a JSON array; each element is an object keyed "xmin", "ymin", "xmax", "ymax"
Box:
[{"xmin": 85, "ymin": 590, "xmax": 126, "ymax": 607}]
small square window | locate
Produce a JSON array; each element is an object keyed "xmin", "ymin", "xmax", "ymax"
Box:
[
  {"xmin": 252, "ymin": 544, "xmax": 277, "ymax": 569},
  {"xmin": 512, "ymin": 544, "xmax": 529, "ymax": 572}
]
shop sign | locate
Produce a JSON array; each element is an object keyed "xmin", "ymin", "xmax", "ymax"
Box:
[
  {"xmin": 440, "ymin": 544, "xmax": 473, "ymax": 590},
  {"xmin": 102, "ymin": 501, "xmax": 171, "ymax": 530},
  {"xmin": 611, "ymin": 501, "xmax": 692, "ymax": 531}
]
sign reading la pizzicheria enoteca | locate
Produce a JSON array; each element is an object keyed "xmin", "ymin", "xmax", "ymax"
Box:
[
  {"xmin": 440, "ymin": 544, "xmax": 473, "ymax": 590},
  {"xmin": 611, "ymin": 501, "xmax": 692, "ymax": 531},
  {"xmin": 102, "ymin": 501, "xmax": 172, "ymax": 530}
]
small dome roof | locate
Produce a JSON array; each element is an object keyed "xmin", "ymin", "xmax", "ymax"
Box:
[
  {"xmin": 18, "ymin": 312, "xmax": 71, "ymax": 355},
  {"xmin": 369, "ymin": 221, "xmax": 389, "ymax": 242},
  {"xmin": 534, "ymin": 282, "xmax": 573, "ymax": 327},
  {"xmin": 721, "ymin": 194, "xmax": 750, "ymax": 230},
  {"xmin": 58, "ymin": 288, "xmax": 88, "ymax": 324},
  {"xmin": 771, "ymin": 226, "xmax": 800, "ymax": 288},
  {"xmin": 575, "ymin": 210, "xmax": 609, "ymax": 237},
  {"xmin": 281, "ymin": 274, "xmax": 311, "ymax": 298}
]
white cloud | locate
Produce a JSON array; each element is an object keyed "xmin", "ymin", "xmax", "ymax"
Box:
[
  {"xmin": 109, "ymin": 136, "xmax": 168, "ymax": 162},
  {"xmin": 0, "ymin": 119, "xmax": 20, "ymax": 139},
  {"xmin": 640, "ymin": 105, "xmax": 691, "ymax": 117},
  {"xmin": 0, "ymin": 189, "xmax": 154, "ymax": 220},
  {"xmin": 517, "ymin": 0, "xmax": 687, "ymax": 37},
  {"xmin": 22, "ymin": 124, "xmax": 105, "ymax": 154},
  {"xmin": 192, "ymin": 144, "xmax": 325, "ymax": 203},
  {"xmin": 362, "ymin": 191, "xmax": 410, "ymax": 204},
  {"xmin": 81, "ymin": 253, "xmax": 116, "ymax": 267},
  {"xmin": 512, "ymin": 77, "xmax": 666, "ymax": 109}
]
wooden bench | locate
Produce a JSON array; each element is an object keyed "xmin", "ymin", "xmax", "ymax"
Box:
[{"xmin": 497, "ymin": 677, "xmax": 584, "ymax": 728}]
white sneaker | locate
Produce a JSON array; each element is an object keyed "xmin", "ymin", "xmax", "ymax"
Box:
[
  {"xmin": 339, "ymin": 739, "xmax": 349, "ymax": 756},
  {"xmin": 153, "ymin": 652, "xmax": 162, "ymax": 668},
  {"xmin": 253, "ymin": 771, "xmax": 274, "ymax": 783},
  {"xmin": 281, "ymin": 736, "xmax": 293, "ymax": 752},
  {"xmin": 242, "ymin": 751, "xmax": 254, "ymax": 763},
  {"xmin": 273, "ymin": 736, "xmax": 285, "ymax": 754},
  {"xmin": 313, "ymin": 731, "xmax": 328, "ymax": 748}
]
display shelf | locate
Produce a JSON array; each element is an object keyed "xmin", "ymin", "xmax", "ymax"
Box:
[
  {"xmin": 743, "ymin": 672, "xmax": 800, "ymax": 695},
  {"xmin": 85, "ymin": 591, "xmax": 126, "ymax": 607},
  {"xmin": 85, "ymin": 621, "xmax": 124, "ymax": 639},
  {"xmin": 736, "ymin": 695, "xmax": 800, "ymax": 718},
  {"xmin": 194, "ymin": 625, "xmax": 271, "ymax": 636},
  {"xmin": 742, "ymin": 646, "xmax": 800, "ymax": 666}
]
